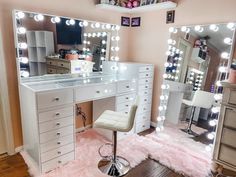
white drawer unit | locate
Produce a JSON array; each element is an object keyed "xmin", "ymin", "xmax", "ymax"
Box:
[{"xmin": 117, "ymin": 80, "xmax": 137, "ymax": 94}]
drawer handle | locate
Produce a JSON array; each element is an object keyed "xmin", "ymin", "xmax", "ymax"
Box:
[
  {"xmin": 143, "ymin": 108, "xmax": 146, "ymax": 110},
  {"xmin": 144, "ymin": 99, "xmax": 147, "ymax": 101},
  {"xmin": 54, "ymin": 97, "xmax": 60, "ymax": 101},
  {"xmin": 126, "ymin": 97, "xmax": 129, "ymax": 100},
  {"xmin": 146, "ymin": 68, "xmax": 149, "ymax": 70},
  {"xmin": 146, "ymin": 80, "xmax": 148, "ymax": 82},
  {"xmin": 145, "ymin": 92, "xmax": 148, "ymax": 94},
  {"xmin": 56, "ymin": 113, "xmax": 60, "ymax": 116},
  {"xmin": 143, "ymin": 116, "xmax": 146, "ymax": 119},
  {"xmin": 146, "ymin": 74, "xmax": 149, "ymax": 77},
  {"xmin": 58, "ymin": 160, "xmax": 62, "ymax": 164},
  {"xmin": 61, "ymin": 64, "xmax": 64, "ymax": 66},
  {"xmin": 142, "ymin": 125, "xmax": 145, "ymax": 128},
  {"xmin": 126, "ymin": 86, "xmax": 130, "ymax": 88},
  {"xmin": 145, "ymin": 86, "xmax": 148, "ymax": 89},
  {"xmin": 57, "ymin": 141, "xmax": 61, "ymax": 145},
  {"xmin": 126, "ymin": 105, "xmax": 129, "ymax": 107},
  {"xmin": 56, "ymin": 132, "xmax": 61, "ymax": 136},
  {"xmin": 125, "ymin": 112, "xmax": 128, "ymax": 114},
  {"xmin": 49, "ymin": 62, "xmax": 52, "ymax": 64},
  {"xmin": 96, "ymin": 91, "xmax": 100, "ymax": 94},
  {"xmin": 56, "ymin": 122, "xmax": 60, "ymax": 126},
  {"xmin": 57, "ymin": 151, "xmax": 62, "ymax": 154}
]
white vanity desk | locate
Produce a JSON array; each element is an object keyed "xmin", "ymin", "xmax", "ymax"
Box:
[{"xmin": 20, "ymin": 63, "xmax": 154, "ymax": 173}]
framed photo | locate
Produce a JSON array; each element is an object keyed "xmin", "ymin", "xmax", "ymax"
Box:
[
  {"xmin": 140, "ymin": 0, "xmax": 147, "ymax": 6},
  {"xmin": 131, "ymin": 17, "xmax": 141, "ymax": 27},
  {"xmin": 121, "ymin": 16, "xmax": 130, "ymax": 27},
  {"xmin": 166, "ymin": 10, "xmax": 175, "ymax": 24}
]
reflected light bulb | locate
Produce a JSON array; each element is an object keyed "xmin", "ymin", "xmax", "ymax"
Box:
[
  {"xmin": 106, "ymin": 24, "xmax": 111, "ymax": 29},
  {"xmin": 95, "ymin": 22, "xmax": 100, "ymax": 28},
  {"xmin": 18, "ymin": 42, "xmax": 27, "ymax": 49},
  {"xmin": 218, "ymin": 66, "xmax": 227, "ymax": 73},
  {"xmin": 116, "ymin": 36, "xmax": 120, "ymax": 41},
  {"xmin": 102, "ymin": 40, "xmax": 106, "ymax": 44},
  {"xmin": 209, "ymin": 24, "xmax": 219, "ymax": 32},
  {"xmin": 227, "ymin": 22, "xmax": 235, "ymax": 30},
  {"xmin": 221, "ymin": 52, "xmax": 230, "ymax": 59},
  {"xmin": 115, "ymin": 25, "xmax": 121, "ymax": 31},
  {"xmin": 34, "ymin": 14, "xmax": 44, "ymax": 21},
  {"xmin": 224, "ymin": 37, "xmax": 232, "ymax": 45},
  {"xmin": 69, "ymin": 19, "xmax": 75, "ymax": 25},
  {"xmin": 211, "ymin": 107, "xmax": 220, "ymax": 113},
  {"xmin": 169, "ymin": 27, "xmax": 177, "ymax": 33},
  {"xmin": 209, "ymin": 120, "xmax": 217, "ymax": 127},
  {"xmin": 114, "ymin": 56, "xmax": 119, "ymax": 61},
  {"xmin": 21, "ymin": 71, "xmax": 29, "ymax": 77},
  {"xmin": 15, "ymin": 11, "xmax": 25, "ymax": 19},
  {"xmin": 207, "ymin": 132, "xmax": 215, "ymax": 140},
  {"xmin": 17, "ymin": 27, "xmax": 26, "ymax": 34},
  {"xmin": 216, "ymin": 80, "xmax": 222, "ymax": 87},
  {"xmin": 19, "ymin": 57, "xmax": 29, "ymax": 64},
  {"xmin": 83, "ymin": 21, "xmax": 88, "ymax": 26},
  {"xmin": 214, "ymin": 94, "xmax": 222, "ymax": 101},
  {"xmin": 194, "ymin": 25, "xmax": 204, "ymax": 32},
  {"xmin": 115, "ymin": 47, "xmax": 120, "ymax": 51}
]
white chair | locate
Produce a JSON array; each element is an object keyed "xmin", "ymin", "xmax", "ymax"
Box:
[
  {"xmin": 94, "ymin": 100, "xmax": 138, "ymax": 177},
  {"xmin": 181, "ymin": 90, "xmax": 215, "ymax": 136}
]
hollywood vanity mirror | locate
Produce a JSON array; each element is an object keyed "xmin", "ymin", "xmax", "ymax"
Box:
[
  {"xmin": 13, "ymin": 10, "xmax": 120, "ymax": 81},
  {"xmin": 157, "ymin": 23, "xmax": 236, "ymax": 151}
]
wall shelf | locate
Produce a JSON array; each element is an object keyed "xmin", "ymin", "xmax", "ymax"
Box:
[{"xmin": 96, "ymin": 1, "xmax": 177, "ymax": 14}]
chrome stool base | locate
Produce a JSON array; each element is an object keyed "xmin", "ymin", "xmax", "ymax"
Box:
[{"xmin": 98, "ymin": 156, "xmax": 131, "ymax": 177}]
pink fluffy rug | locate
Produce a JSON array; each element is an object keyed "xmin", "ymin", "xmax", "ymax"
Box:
[{"xmin": 21, "ymin": 128, "xmax": 212, "ymax": 177}]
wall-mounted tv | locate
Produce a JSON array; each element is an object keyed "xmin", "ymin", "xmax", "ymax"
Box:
[{"xmin": 56, "ymin": 18, "xmax": 82, "ymax": 45}]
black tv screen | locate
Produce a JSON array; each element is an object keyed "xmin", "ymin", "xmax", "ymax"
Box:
[{"xmin": 56, "ymin": 18, "xmax": 82, "ymax": 45}]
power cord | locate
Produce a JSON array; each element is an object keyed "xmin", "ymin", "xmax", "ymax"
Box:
[{"xmin": 76, "ymin": 105, "xmax": 87, "ymax": 129}]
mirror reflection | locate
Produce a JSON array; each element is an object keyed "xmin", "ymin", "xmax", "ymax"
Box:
[
  {"xmin": 159, "ymin": 23, "xmax": 235, "ymax": 148},
  {"xmin": 14, "ymin": 11, "xmax": 120, "ymax": 78}
]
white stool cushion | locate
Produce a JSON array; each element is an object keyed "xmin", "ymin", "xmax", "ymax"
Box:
[{"xmin": 94, "ymin": 110, "xmax": 130, "ymax": 132}]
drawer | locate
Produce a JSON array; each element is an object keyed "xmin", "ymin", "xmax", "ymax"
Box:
[
  {"xmin": 40, "ymin": 125, "xmax": 74, "ymax": 144},
  {"xmin": 46, "ymin": 59, "xmax": 57, "ymax": 66},
  {"xmin": 136, "ymin": 121, "xmax": 150, "ymax": 133},
  {"xmin": 139, "ymin": 83, "xmax": 153, "ymax": 90},
  {"xmin": 224, "ymin": 107, "xmax": 236, "ymax": 129},
  {"xmin": 137, "ymin": 103, "xmax": 151, "ymax": 115},
  {"xmin": 39, "ymin": 116, "xmax": 74, "ymax": 133},
  {"xmin": 139, "ymin": 72, "xmax": 153, "ymax": 79},
  {"xmin": 116, "ymin": 93, "xmax": 136, "ymax": 105},
  {"xmin": 75, "ymin": 83, "xmax": 116, "ymax": 102},
  {"xmin": 139, "ymin": 94, "xmax": 152, "ymax": 105},
  {"xmin": 37, "ymin": 89, "xmax": 73, "ymax": 109},
  {"xmin": 40, "ymin": 134, "xmax": 74, "ymax": 153},
  {"xmin": 136, "ymin": 111, "xmax": 151, "ymax": 123},
  {"xmin": 223, "ymin": 88, "xmax": 236, "ymax": 105},
  {"xmin": 41, "ymin": 143, "xmax": 74, "ymax": 163},
  {"xmin": 47, "ymin": 67, "xmax": 57, "ymax": 74},
  {"xmin": 139, "ymin": 65, "xmax": 153, "ymax": 73},
  {"xmin": 116, "ymin": 102, "xmax": 132, "ymax": 112},
  {"xmin": 219, "ymin": 145, "xmax": 236, "ymax": 167},
  {"xmin": 57, "ymin": 69, "xmax": 70, "ymax": 74},
  {"xmin": 57, "ymin": 61, "xmax": 70, "ymax": 69},
  {"xmin": 221, "ymin": 128, "xmax": 236, "ymax": 148},
  {"xmin": 117, "ymin": 81, "xmax": 136, "ymax": 94},
  {"xmin": 38, "ymin": 106, "xmax": 73, "ymax": 123},
  {"xmin": 138, "ymin": 78, "xmax": 153, "ymax": 86},
  {"xmin": 42, "ymin": 151, "xmax": 74, "ymax": 173},
  {"xmin": 138, "ymin": 89, "xmax": 152, "ymax": 97}
]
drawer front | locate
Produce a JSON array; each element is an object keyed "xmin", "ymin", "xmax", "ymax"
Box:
[
  {"xmin": 138, "ymin": 78, "xmax": 153, "ymax": 86},
  {"xmin": 224, "ymin": 107, "xmax": 236, "ymax": 129},
  {"xmin": 39, "ymin": 117, "xmax": 73, "ymax": 133},
  {"xmin": 40, "ymin": 126, "xmax": 74, "ymax": 144},
  {"xmin": 37, "ymin": 90, "xmax": 73, "ymax": 109},
  {"xmin": 139, "ymin": 94, "xmax": 152, "ymax": 105},
  {"xmin": 116, "ymin": 102, "xmax": 132, "ymax": 112},
  {"xmin": 139, "ymin": 83, "xmax": 153, "ymax": 91},
  {"xmin": 41, "ymin": 143, "xmax": 74, "ymax": 163},
  {"xmin": 56, "ymin": 69, "xmax": 70, "ymax": 74},
  {"xmin": 136, "ymin": 121, "xmax": 150, "ymax": 133},
  {"xmin": 117, "ymin": 81, "xmax": 136, "ymax": 94},
  {"xmin": 139, "ymin": 72, "xmax": 153, "ymax": 79},
  {"xmin": 137, "ymin": 103, "xmax": 151, "ymax": 115},
  {"xmin": 138, "ymin": 88, "xmax": 152, "ymax": 96},
  {"xmin": 139, "ymin": 65, "xmax": 153, "ymax": 73},
  {"xmin": 116, "ymin": 93, "xmax": 136, "ymax": 105},
  {"xmin": 42, "ymin": 151, "xmax": 74, "ymax": 173},
  {"xmin": 38, "ymin": 106, "xmax": 73, "ymax": 123},
  {"xmin": 40, "ymin": 134, "xmax": 74, "ymax": 153},
  {"xmin": 221, "ymin": 128, "xmax": 236, "ymax": 148},
  {"xmin": 75, "ymin": 83, "xmax": 116, "ymax": 102},
  {"xmin": 136, "ymin": 111, "xmax": 151, "ymax": 123},
  {"xmin": 219, "ymin": 145, "xmax": 236, "ymax": 167},
  {"xmin": 46, "ymin": 59, "xmax": 57, "ymax": 66},
  {"xmin": 57, "ymin": 61, "xmax": 70, "ymax": 69},
  {"xmin": 47, "ymin": 67, "xmax": 57, "ymax": 74}
]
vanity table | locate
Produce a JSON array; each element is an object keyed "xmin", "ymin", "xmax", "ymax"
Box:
[{"xmin": 20, "ymin": 62, "xmax": 154, "ymax": 173}]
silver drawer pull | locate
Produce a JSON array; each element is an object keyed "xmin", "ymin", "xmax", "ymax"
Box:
[
  {"xmin": 144, "ymin": 99, "xmax": 147, "ymax": 101},
  {"xmin": 146, "ymin": 68, "xmax": 149, "ymax": 70},
  {"xmin": 58, "ymin": 160, "xmax": 62, "ymax": 164},
  {"xmin": 126, "ymin": 105, "xmax": 129, "ymax": 107},
  {"xmin": 56, "ymin": 113, "xmax": 60, "ymax": 116},
  {"xmin": 56, "ymin": 122, "xmax": 60, "ymax": 126},
  {"xmin": 96, "ymin": 91, "xmax": 100, "ymax": 94},
  {"xmin": 143, "ymin": 116, "xmax": 146, "ymax": 119},
  {"xmin": 146, "ymin": 74, "xmax": 149, "ymax": 77},
  {"xmin": 57, "ymin": 151, "xmax": 62, "ymax": 154},
  {"xmin": 54, "ymin": 97, "xmax": 60, "ymax": 101},
  {"xmin": 143, "ymin": 108, "xmax": 146, "ymax": 110},
  {"xmin": 146, "ymin": 80, "xmax": 148, "ymax": 82},
  {"xmin": 126, "ymin": 97, "xmax": 129, "ymax": 99},
  {"xmin": 145, "ymin": 92, "xmax": 148, "ymax": 94},
  {"xmin": 145, "ymin": 86, "xmax": 148, "ymax": 88},
  {"xmin": 56, "ymin": 132, "xmax": 61, "ymax": 136},
  {"xmin": 126, "ymin": 86, "xmax": 130, "ymax": 88},
  {"xmin": 57, "ymin": 141, "xmax": 61, "ymax": 145},
  {"xmin": 125, "ymin": 112, "xmax": 128, "ymax": 114},
  {"xmin": 142, "ymin": 125, "xmax": 145, "ymax": 128}
]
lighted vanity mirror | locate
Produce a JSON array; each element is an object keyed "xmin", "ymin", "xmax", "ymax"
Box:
[
  {"xmin": 13, "ymin": 10, "xmax": 120, "ymax": 78},
  {"xmin": 157, "ymin": 22, "xmax": 236, "ymax": 152}
]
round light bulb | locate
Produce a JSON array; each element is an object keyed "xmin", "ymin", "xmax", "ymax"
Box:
[
  {"xmin": 115, "ymin": 47, "xmax": 120, "ymax": 51},
  {"xmin": 157, "ymin": 117, "xmax": 162, "ymax": 122},
  {"xmin": 227, "ymin": 22, "xmax": 235, "ymax": 30},
  {"xmin": 116, "ymin": 36, "xmax": 120, "ymax": 41},
  {"xmin": 83, "ymin": 21, "xmax": 88, "ymax": 27},
  {"xmin": 111, "ymin": 36, "xmax": 116, "ymax": 41},
  {"xmin": 114, "ymin": 56, "xmax": 119, "ymax": 61},
  {"xmin": 209, "ymin": 24, "xmax": 219, "ymax": 32},
  {"xmin": 69, "ymin": 19, "xmax": 75, "ymax": 25},
  {"xmin": 102, "ymin": 40, "xmax": 106, "ymax": 44},
  {"xmin": 95, "ymin": 22, "xmax": 100, "ymax": 28},
  {"xmin": 54, "ymin": 16, "xmax": 61, "ymax": 23},
  {"xmin": 156, "ymin": 127, "xmax": 161, "ymax": 132},
  {"xmin": 205, "ymin": 145, "xmax": 212, "ymax": 152},
  {"xmin": 17, "ymin": 27, "xmax": 26, "ymax": 34},
  {"xmin": 15, "ymin": 11, "xmax": 25, "ymax": 19},
  {"xmin": 100, "ymin": 57, "xmax": 105, "ymax": 61},
  {"xmin": 169, "ymin": 27, "xmax": 177, "ymax": 33},
  {"xmin": 207, "ymin": 132, "xmax": 215, "ymax": 140},
  {"xmin": 18, "ymin": 42, "xmax": 27, "ymax": 49},
  {"xmin": 211, "ymin": 107, "xmax": 220, "ymax": 113},
  {"xmin": 216, "ymin": 80, "xmax": 222, "ymax": 87},
  {"xmin": 218, "ymin": 66, "xmax": 227, "ymax": 73},
  {"xmin": 209, "ymin": 120, "xmax": 217, "ymax": 127},
  {"xmin": 115, "ymin": 25, "xmax": 121, "ymax": 31},
  {"xmin": 21, "ymin": 71, "xmax": 29, "ymax": 77},
  {"xmin": 214, "ymin": 94, "xmax": 222, "ymax": 101},
  {"xmin": 163, "ymin": 74, "xmax": 168, "ymax": 79},
  {"xmin": 102, "ymin": 32, "xmax": 107, "ymax": 37},
  {"xmin": 224, "ymin": 37, "xmax": 232, "ymax": 45},
  {"xmin": 158, "ymin": 106, "xmax": 164, "ymax": 111},
  {"xmin": 160, "ymin": 95, "xmax": 165, "ymax": 100},
  {"xmin": 166, "ymin": 51, "xmax": 171, "ymax": 56},
  {"xmin": 194, "ymin": 25, "xmax": 204, "ymax": 32},
  {"xmin": 19, "ymin": 57, "xmax": 29, "ymax": 64},
  {"xmin": 106, "ymin": 24, "xmax": 111, "ymax": 29},
  {"xmin": 221, "ymin": 52, "xmax": 230, "ymax": 59}
]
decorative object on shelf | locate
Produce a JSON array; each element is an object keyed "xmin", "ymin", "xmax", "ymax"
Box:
[
  {"xmin": 121, "ymin": 16, "xmax": 130, "ymax": 27},
  {"xmin": 228, "ymin": 62, "xmax": 236, "ymax": 83},
  {"xmin": 166, "ymin": 10, "xmax": 175, "ymax": 24},
  {"xmin": 119, "ymin": 0, "xmax": 140, "ymax": 8},
  {"xmin": 131, "ymin": 17, "xmax": 141, "ymax": 27},
  {"xmin": 100, "ymin": 0, "xmax": 110, "ymax": 4}
]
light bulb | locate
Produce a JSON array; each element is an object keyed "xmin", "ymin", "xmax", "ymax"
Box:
[
  {"xmin": 111, "ymin": 36, "xmax": 116, "ymax": 41},
  {"xmin": 194, "ymin": 25, "xmax": 204, "ymax": 32},
  {"xmin": 17, "ymin": 27, "xmax": 26, "ymax": 34},
  {"xmin": 169, "ymin": 27, "xmax": 177, "ymax": 33},
  {"xmin": 106, "ymin": 24, "xmax": 111, "ymax": 29},
  {"xmin": 214, "ymin": 94, "xmax": 222, "ymax": 101},
  {"xmin": 163, "ymin": 73, "xmax": 168, "ymax": 79},
  {"xmin": 221, "ymin": 52, "xmax": 230, "ymax": 59},
  {"xmin": 101, "ymin": 49, "xmax": 106, "ymax": 53},
  {"xmin": 164, "ymin": 62, "xmax": 169, "ymax": 67},
  {"xmin": 100, "ymin": 65, "xmax": 103, "ymax": 68},
  {"xmin": 115, "ymin": 36, "xmax": 120, "ymax": 41},
  {"xmin": 167, "ymin": 39, "xmax": 176, "ymax": 45},
  {"xmin": 92, "ymin": 33, "xmax": 97, "ymax": 37},
  {"xmin": 161, "ymin": 84, "xmax": 169, "ymax": 90},
  {"xmin": 19, "ymin": 57, "xmax": 29, "ymax": 64},
  {"xmin": 158, "ymin": 106, "xmax": 164, "ymax": 111},
  {"xmin": 175, "ymin": 76, "xmax": 179, "ymax": 80},
  {"xmin": 84, "ymin": 33, "xmax": 87, "ymax": 37},
  {"xmin": 79, "ymin": 21, "xmax": 84, "ymax": 27},
  {"xmin": 224, "ymin": 38, "xmax": 232, "ymax": 45},
  {"xmin": 87, "ymin": 33, "xmax": 92, "ymax": 37},
  {"xmin": 69, "ymin": 19, "xmax": 75, "ymax": 25},
  {"xmin": 100, "ymin": 57, "xmax": 105, "ymax": 61},
  {"xmin": 216, "ymin": 80, "xmax": 222, "ymax": 87},
  {"xmin": 91, "ymin": 23, "xmax": 95, "ymax": 28},
  {"xmin": 166, "ymin": 51, "xmax": 171, "ymax": 56},
  {"xmin": 51, "ymin": 16, "xmax": 61, "ymax": 23},
  {"xmin": 205, "ymin": 145, "xmax": 212, "ymax": 152},
  {"xmin": 211, "ymin": 107, "xmax": 220, "ymax": 113},
  {"xmin": 95, "ymin": 22, "xmax": 100, "ymax": 28},
  {"xmin": 157, "ymin": 117, "xmax": 162, "ymax": 122},
  {"xmin": 160, "ymin": 95, "xmax": 165, "ymax": 100},
  {"xmin": 102, "ymin": 32, "xmax": 107, "ymax": 37},
  {"xmin": 114, "ymin": 56, "xmax": 119, "ymax": 61},
  {"xmin": 156, "ymin": 127, "xmax": 161, "ymax": 132},
  {"xmin": 34, "ymin": 14, "xmax": 44, "ymax": 21},
  {"xmin": 115, "ymin": 47, "xmax": 120, "ymax": 51},
  {"xmin": 18, "ymin": 42, "xmax": 27, "ymax": 49},
  {"xmin": 110, "ymin": 56, "xmax": 115, "ymax": 61},
  {"xmin": 209, "ymin": 24, "xmax": 219, "ymax": 32},
  {"xmin": 87, "ymin": 41, "xmax": 90, "ymax": 45},
  {"xmin": 21, "ymin": 71, "xmax": 29, "ymax": 77},
  {"xmin": 102, "ymin": 40, "xmax": 106, "ymax": 44},
  {"xmin": 207, "ymin": 132, "xmax": 215, "ymax": 140},
  {"xmin": 66, "ymin": 20, "xmax": 70, "ymax": 26},
  {"xmin": 181, "ymin": 26, "xmax": 190, "ymax": 33},
  {"xmin": 115, "ymin": 25, "xmax": 121, "ymax": 31},
  {"xmin": 83, "ymin": 21, "xmax": 88, "ymax": 27},
  {"xmin": 227, "ymin": 22, "xmax": 235, "ymax": 30},
  {"xmin": 218, "ymin": 66, "xmax": 227, "ymax": 73},
  {"xmin": 209, "ymin": 120, "xmax": 217, "ymax": 127},
  {"xmin": 15, "ymin": 11, "xmax": 25, "ymax": 19}
]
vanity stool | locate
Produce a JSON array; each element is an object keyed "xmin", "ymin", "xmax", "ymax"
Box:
[
  {"xmin": 181, "ymin": 90, "xmax": 214, "ymax": 136},
  {"xmin": 94, "ymin": 102, "xmax": 138, "ymax": 177}
]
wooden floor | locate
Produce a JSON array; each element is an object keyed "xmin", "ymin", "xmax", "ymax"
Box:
[{"xmin": 0, "ymin": 128, "xmax": 234, "ymax": 177}]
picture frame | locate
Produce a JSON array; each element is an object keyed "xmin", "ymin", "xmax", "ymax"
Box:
[
  {"xmin": 166, "ymin": 10, "xmax": 175, "ymax": 24},
  {"xmin": 121, "ymin": 16, "xmax": 130, "ymax": 27},
  {"xmin": 140, "ymin": 0, "xmax": 147, "ymax": 6},
  {"xmin": 131, "ymin": 17, "xmax": 141, "ymax": 27}
]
